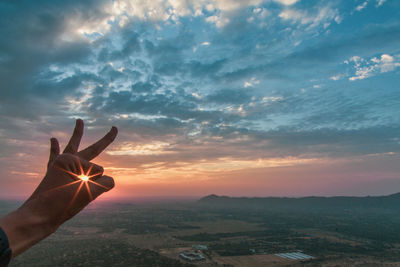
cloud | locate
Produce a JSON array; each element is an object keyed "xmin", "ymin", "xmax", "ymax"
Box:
[
  {"xmin": 355, "ymin": 1, "xmax": 368, "ymax": 12},
  {"xmin": 0, "ymin": 0, "xmax": 106, "ymax": 119},
  {"xmin": 330, "ymin": 74, "xmax": 344, "ymax": 81},
  {"xmin": 107, "ymin": 141, "xmax": 173, "ymax": 156},
  {"xmin": 244, "ymin": 77, "xmax": 260, "ymax": 88},
  {"xmin": 348, "ymin": 54, "xmax": 400, "ymax": 81},
  {"xmin": 1, "ymin": 0, "xmax": 399, "ymax": 197},
  {"xmin": 279, "ymin": 5, "xmax": 341, "ymax": 29},
  {"xmin": 376, "ymin": 0, "xmax": 387, "ymax": 7},
  {"xmin": 65, "ymin": 0, "xmax": 270, "ymax": 36},
  {"xmin": 372, "ymin": 54, "xmax": 400, "ymax": 72},
  {"xmin": 206, "ymin": 88, "xmax": 252, "ymax": 104},
  {"xmin": 273, "ymin": 0, "xmax": 299, "ymax": 5},
  {"xmin": 205, "ymin": 14, "xmax": 231, "ymax": 28}
]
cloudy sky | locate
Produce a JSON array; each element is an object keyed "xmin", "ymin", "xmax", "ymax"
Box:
[{"xmin": 0, "ymin": 0, "xmax": 399, "ymax": 199}]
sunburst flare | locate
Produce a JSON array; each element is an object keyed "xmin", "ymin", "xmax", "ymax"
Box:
[{"xmin": 50, "ymin": 159, "xmax": 109, "ymax": 203}]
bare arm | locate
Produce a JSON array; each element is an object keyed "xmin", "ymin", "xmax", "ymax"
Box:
[{"xmin": 0, "ymin": 119, "xmax": 118, "ymax": 257}]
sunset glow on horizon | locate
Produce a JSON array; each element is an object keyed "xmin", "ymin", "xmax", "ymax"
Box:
[{"xmin": 0, "ymin": 0, "xmax": 399, "ymax": 200}]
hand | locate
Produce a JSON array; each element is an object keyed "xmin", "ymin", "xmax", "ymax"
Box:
[
  {"xmin": 29, "ymin": 119, "xmax": 118, "ymax": 223},
  {"xmin": 0, "ymin": 119, "xmax": 118, "ymax": 257}
]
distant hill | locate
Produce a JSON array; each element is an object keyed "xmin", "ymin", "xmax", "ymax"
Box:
[{"xmin": 198, "ymin": 193, "xmax": 400, "ymax": 210}]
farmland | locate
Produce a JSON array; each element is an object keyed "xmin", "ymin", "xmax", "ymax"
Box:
[{"xmin": 2, "ymin": 194, "xmax": 400, "ymax": 266}]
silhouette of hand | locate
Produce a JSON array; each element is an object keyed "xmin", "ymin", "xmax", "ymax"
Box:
[{"xmin": 0, "ymin": 119, "xmax": 118, "ymax": 257}]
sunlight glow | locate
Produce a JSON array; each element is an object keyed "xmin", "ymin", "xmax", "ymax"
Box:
[
  {"xmin": 78, "ymin": 174, "xmax": 89, "ymax": 181},
  {"xmin": 50, "ymin": 158, "xmax": 110, "ymax": 206}
]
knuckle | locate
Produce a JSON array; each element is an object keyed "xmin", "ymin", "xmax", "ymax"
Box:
[
  {"xmin": 107, "ymin": 177, "xmax": 115, "ymax": 190},
  {"xmin": 93, "ymin": 164, "xmax": 104, "ymax": 174},
  {"xmin": 53, "ymin": 154, "xmax": 78, "ymax": 168},
  {"xmin": 53, "ymin": 154, "xmax": 66, "ymax": 165},
  {"xmin": 60, "ymin": 153, "xmax": 76, "ymax": 161},
  {"xmin": 98, "ymin": 165, "xmax": 104, "ymax": 174}
]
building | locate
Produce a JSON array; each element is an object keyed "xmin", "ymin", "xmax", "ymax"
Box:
[
  {"xmin": 192, "ymin": 244, "xmax": 208, "ymax": 251},
  {"xmin": 275, "ymin": 251, "xmax": 314, "ymax": 261},
  {"xmin": 179, "ymin": 251, "xmax": 205, "ymax": 262}
]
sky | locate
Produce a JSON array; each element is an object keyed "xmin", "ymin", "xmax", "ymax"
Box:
[{"xmin": 0, "ymin": 0, "xmax": 399, "ymax": 200}]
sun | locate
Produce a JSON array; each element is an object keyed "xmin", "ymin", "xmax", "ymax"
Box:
[
  {"xmin": 77, "ymin": 174, "xmax": 89, "ymax": 181},
  {"xmin": 50, "ymin": 158, "xmax": 111, "ymax": 205}
]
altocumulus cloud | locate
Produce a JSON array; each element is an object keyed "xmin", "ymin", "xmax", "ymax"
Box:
[{"xmin": 0, "ymin": 0, "xmax": 400, "ymax": 196}]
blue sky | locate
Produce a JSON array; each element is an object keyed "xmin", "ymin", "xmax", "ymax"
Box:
[{"xmin": 0, "ymin": 0, "xmax": 399, "ymax": 198}]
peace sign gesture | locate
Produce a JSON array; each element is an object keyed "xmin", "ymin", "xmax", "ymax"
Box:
[
  {"xmin": 48, "ymin": 119, "xmax": 118, "ymax": 165},
  {"xmin": 0, "ymin": 120, "xmax": 118, "ymax": 258}
]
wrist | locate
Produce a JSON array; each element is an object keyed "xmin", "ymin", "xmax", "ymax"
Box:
[{"xmin": 0, "ymin": 205, "xmax": 57, "ymax": 257}]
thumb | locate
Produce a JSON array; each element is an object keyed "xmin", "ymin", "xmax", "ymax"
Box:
[{"xmin": 89, "ymin": 175, "xmax": 115, "ymax": 200}]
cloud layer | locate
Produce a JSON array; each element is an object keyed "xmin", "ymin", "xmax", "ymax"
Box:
[{"xmin": 0, "ymin": 0, "xmax": 399, "ymax": 198}]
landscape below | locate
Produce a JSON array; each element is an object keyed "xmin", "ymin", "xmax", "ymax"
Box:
[{"xmin": 2, "ymin": 193, "xmax": 400, "ymax": 266}]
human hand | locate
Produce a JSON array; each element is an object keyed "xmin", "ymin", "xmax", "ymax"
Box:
[
  {"xmin": 0, "ymin": 119, "xmax": 118, "ymax": 257},
  {"xmin": 28, "ymin": 119, "xmax": 118, "ymax": 224}
]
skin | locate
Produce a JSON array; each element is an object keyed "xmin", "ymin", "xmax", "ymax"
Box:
[{"xmin": 0, "ymin": 119, "xmax": 118, "ymax": 257}]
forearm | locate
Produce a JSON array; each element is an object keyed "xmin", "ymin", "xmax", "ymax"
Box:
[
  {"xmin": 0, "ymin": 205, "xmax": 56, "ymax": 257},
  {"xmin": 0, "ymin": 120, "xmax": 116, "ymax": 259}
]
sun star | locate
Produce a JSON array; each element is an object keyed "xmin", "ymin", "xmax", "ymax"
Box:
[
  {"xmin": 77, "ymin": 174, "xmax": 89, "ymax": 181},
  {"xmin": 50, "ymin": 158, "xmax": 110, "ymax": 205}
]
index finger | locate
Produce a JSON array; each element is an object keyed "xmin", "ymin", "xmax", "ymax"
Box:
[
  {"xmin": 63, "ymin": 119, "xmax": 84, "ymax": 154},
  {"xmin": 78, "ymin": 126, "xmax": 118, "ymax": 161}
]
